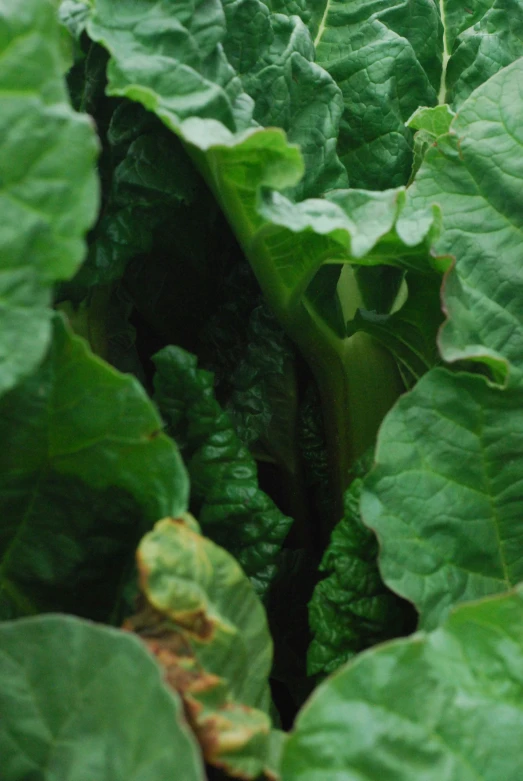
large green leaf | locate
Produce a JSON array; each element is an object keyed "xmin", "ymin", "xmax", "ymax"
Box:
[
  {"xmin": 402, "ymin": 58, "xmax": 523, "ymax": 384},
  {"xmin": 0, "ymin": 316, "xmax": 188, "ymax": 621},
  {"xmin": 89, "ymin": 0, "xmax": 348, "ymax": 200},
  {"xmin": 153, "ymin": 346, "xmax": 293, "ymax": 597},
  {"xmin": 443, "ymin": 0, "xmax": 523, "ymax": 106},
  {"xmin": 0, "ymin": 614, "xmax": 204, "ymax": 781},
  {"xmin": 272, "ymin": 0, "xmax": 442, "ymax": 188},
  {"xmin": 91, "ymin": 0, "xmax": 253, "ymax": 132},
  {"xmin": 361, "ymin": 60, "xmax": 523, "ymax": 629},
  {"xmin": 86, "ymin": 0, "xmax": 445, "ymax": 493},
  {"xmin": 126, "ymin": 515, "xmax": 283, "ymax": 779},
  {"xmin": 270, "ymin": 0, "xmax": 523, "ymax": 187},
  {"xmin": 283, "ymin": 586, "xmax": 523, "ymax": 781},
  {"xmin": 221, "ymin": 0, "xmax": 348, "ymax": 198},
  {"xmin": 0, "ymin": 0, "xmax": 98, "ymax": 396},
  {"xmin": 362, "ymin": 368, "xmax": 523, "ymax": 629}
]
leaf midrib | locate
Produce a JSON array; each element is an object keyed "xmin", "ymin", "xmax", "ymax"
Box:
[
  {"xmin": 314, "ymin": 0, "xmax": 331, "ymax": 48},
  {"xmin": 438, "ymin": 0, "xmax": 449, "ymax": 103}
]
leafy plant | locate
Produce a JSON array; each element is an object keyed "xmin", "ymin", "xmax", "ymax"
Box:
[{"xmin": 2, "ymin": 0, "xmax": 523, "ymax": 778}]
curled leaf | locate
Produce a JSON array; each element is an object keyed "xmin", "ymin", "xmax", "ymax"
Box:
[{"xmin": 126, "ymin": 516, "xmax": 285, "ymax": 779}]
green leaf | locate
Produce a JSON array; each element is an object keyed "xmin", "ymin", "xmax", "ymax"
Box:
[
  {"xmin": 226, "ymin": 304, "xmax": 300, "ymax": 473},
  {"xmin": 364, "ymin": 59, "xmax": 523, "ymax": 631},
  {"xmin": 347, "ymin": 271, "xmax": 444, "ymax": 388},
  {"xmin": 362, "ymin": 367, "xmax": 523, "ymax": 630},
  {"xmin": 406, "ymin": 104, "xmax": 455, "ymax": 181},
  {"xmin": 267, "ymin": 0, "xmax": 523, "ymax": 189},
  {"xmin": 84, "ymin": 0, "xmax": 444, "ymax": 489},
  {"xmin": 443, "ymin": 0, "xmax": 523, "ymax": 106},
  {"xmin": 88, "ymin": 0, "xmax": 254, "ymax": 134},
  {"xmin": 0, "ymin": 316, "xmax": 188, "ymax": 621},
  {"xmin": 407, "ymin": 104, "xmax": 455, "ymax": 136},
  {"xmin": 0, "ymin": 613, "xmax": 204, "ymax": 781},
  {"xmin": 153, "ymin": 346, "xmax": 293, "ymax": 597},
  {"xmin": 402, "ymin": 58, "xmax": 523, "ymax": 384},
  {"xmin": 283, "ymin": 586, "xmax": 523, "ymax": 781},
  {"xmin": 89, "ymin": 0, "xmax": 348, "ymax": 201},
  {"xmin": 308, "ymin": 470, "xmax": 408, "ymax": 678},
  {"xmin": 127, "ymin": 515, "xmax": 282, "ymax": 779},
  {"xmin": 272, "ymin": 0, "xmax": 442, "ymax": 188},
  {"xmin": 256, "ymin": 186, "xmax": 446, "ymax": 314},
  {"xmin": 222, "ymin": 0, "xmax": 348, "ymax": 197},
  {"xmin": 137, "ymin": 515, "xmax": 273, "ymax": 711},
  {"xmin": 75, "ymin": 103, "xmax": 205, "ymax": 288},
  {"xmin": 0, "ymin": 0, "xmax": 99, "ymax": 396}
]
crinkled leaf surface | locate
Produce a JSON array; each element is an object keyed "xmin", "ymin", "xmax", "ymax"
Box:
[
  {"xmin": 89, "ymin": 0, "xmax": 348, "ymax": 199},
  {"xmin": 85, "ymin": 0, "xmax": 442, "ymax": 481},
  {"xmin": 137, "ymin": 516, "xmax": 273, "ymax": 711},
  {"xmin": 273, "ymin": 0, "xmax": 442, "ymax": 188},
  {"xmin": 272, "ymin": 0, "xmax": 523, "ymax": 186},
  {"xmin": 226, "ymin": 304, "xmax": 300, "ymax": 473},
  {"xmin": 90, "ymin": 0, "xmax": 254, "ymax": 133},
  {"xmin": 402, "ymin": 58, "xmax": 523, "ymax": 383},
  {"xmin": 153, "ymin": 346, "xmax": 292, "ymax": 597},
  {"xmin": 127, "ymin": 515, "xmax": 281, "ymax": 779},
  {"xmin": 76, "ymin": 102, "xmax": 204, "ymax": 288},
  {"xmin": 283, "ymin": 586, "xmax": 523, "ymax": 781},
  {"xmin": 0, "ymin": 316, "xmax": 188, "ymax": 620},
  {"xmin": 308, "ymin": 473, "xmax": 407, "ymax": 677},
  {"xmin": 362, "ymin": 368, "xmax": 523, "ymax": 630},
  {"xmin": 0, "ymin": 614, "xmax": 204, "ymax": 781},
  {"xmin": 221, "ymin": 0, "xmax": 348, "ymax": 198},
  {"xmin": 443, "ymin": 0, "xmax": 523, "ymax": 106},
  {"xmin": 362, "ymin": 59, "xmax": 523, "ymax": 629},
  {"xmin": 0, "ymin": 0, "xmax": 98, "ymax": 395}
]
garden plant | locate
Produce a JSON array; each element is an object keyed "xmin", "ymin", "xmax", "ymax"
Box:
[{"xmin": 2, "ymin": 0, "xmax": 523, "ymax": 778}]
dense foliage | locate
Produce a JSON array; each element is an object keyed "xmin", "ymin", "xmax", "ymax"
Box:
[{"xmin": 2, "ymin": 0, "xmax": 523, "ymax": 778}]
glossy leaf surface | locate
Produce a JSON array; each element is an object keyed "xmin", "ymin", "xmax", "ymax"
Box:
[
  {"xmin": 153, "ymin": 346, "xmax": 293, "ymax": 597},
  {"xmin": 308, "ymin": 471, "xmax": 407, "ymax": 677}
]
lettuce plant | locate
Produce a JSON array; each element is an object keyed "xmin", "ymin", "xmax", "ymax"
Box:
[{"xmin": 2, "ymin": 0, "xmax": 523, "ymax": 778}]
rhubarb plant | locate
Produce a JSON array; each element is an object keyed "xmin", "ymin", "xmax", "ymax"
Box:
[{"xmin": 2, "ymin": 0, "xmax": 523, "ymax": 778}]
